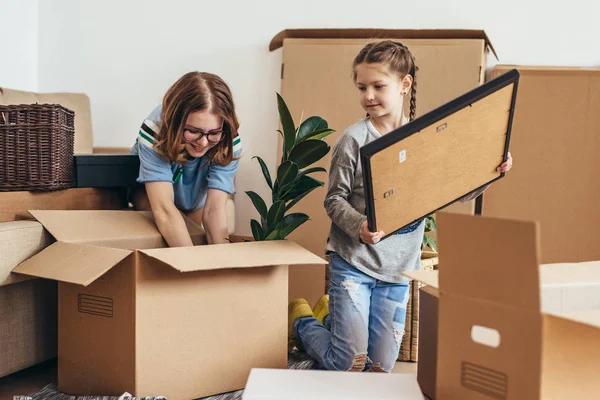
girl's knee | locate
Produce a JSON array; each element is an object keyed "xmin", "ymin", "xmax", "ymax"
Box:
[
  {"xmin": 330, "ymin": 352, "xmax": 368, "ymax": 372},
  {"xmin": 366, "ymin": 352, "xmax": 398, "ymax": 373},
  {"xmin": 369, "ymin": 364, "xmax": 392, "ymax": 374}
]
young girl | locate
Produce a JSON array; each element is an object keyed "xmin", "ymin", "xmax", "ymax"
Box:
[
  {"xmin": 288, "ymin": 40, "xmax": 513, "ymax": 372},
  {"xmin": 130, "ymin": 71, "xmax": 242, "ymax": 246}
]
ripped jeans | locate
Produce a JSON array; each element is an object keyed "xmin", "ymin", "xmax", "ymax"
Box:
[{"xmin": 294, "ymin": 252, "xmax": 410, "ymax": 372}]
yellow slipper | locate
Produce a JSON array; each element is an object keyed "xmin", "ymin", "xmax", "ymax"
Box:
[
  {"xmin": 313, "ymin": 294, "xmax": 330, "ymax": 325},
  {"xmin": 288, "ymin": 298, "xmax": 313, "ymax": 351}
]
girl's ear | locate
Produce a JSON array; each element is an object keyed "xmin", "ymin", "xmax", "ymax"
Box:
[{"xmin": 402, "ymin": 74, "xmax": 413, "ymax": 93}]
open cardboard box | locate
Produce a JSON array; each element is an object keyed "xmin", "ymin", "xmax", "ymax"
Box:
[
  {"xmin": 12, "ymin": 210, "xmax": 327, "ymax": 400},
  {"xmin": 405, "ymin": 212, "xmax": 600, "ymax": 399}
]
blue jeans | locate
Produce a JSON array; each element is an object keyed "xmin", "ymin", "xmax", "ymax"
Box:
[{"xmin": 294, "ymin": 252, "xmax": 410, "ymax": 372}]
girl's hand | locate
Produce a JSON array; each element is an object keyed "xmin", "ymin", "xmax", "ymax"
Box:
[
  {"xmin": 360, "ymin": 220, "xmax": 385, "ymax": 245},
  {"xmin": 497, "ymin": 152, "xmax": 513, "ymax": 173}
]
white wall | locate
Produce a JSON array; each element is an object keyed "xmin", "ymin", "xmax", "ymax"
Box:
[
  {"xmin": 0, "ymin": 0, "xmax": 38, "ymax": 91},
  {"xmin": 28, "ymin": 0, "xmax": 600, "ymax": 234}
]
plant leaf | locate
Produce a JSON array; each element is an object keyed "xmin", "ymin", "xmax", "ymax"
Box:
[
  {"xmin": 296, "ymin": 116, "xmax": 328, "ymax": 143},
  {"xmin": 252, "ymin": 156, "xmax": 272, "ymax": 189},
  {"xmin": 277, "ymin": 129, "xmax": 287, "ymax": 162},
  {"xmin": 285, "ymin": 185, "xmax": 320, "ymax": 211},
  {"xmin": 276, "ymin": 160, "xmax": 299, "ymax": 189},
  {"xmin": 305, "ymin": 128, "xmax": 335, "ymax": 141},
  {"xmin": 429, "ymin": 237, "xmax": 438, "ymax": 252},
  {"xmin": 250, "ymin": 219, "xmax": 263, "ymax": 241},
  {"xmin": 297, "ymin": 128, "xmax": 335, "ymax": 144},
  {"xmin": 267, "ymin": 200, "xmax": 286, "ymax": 228},
  {"xmin": 280, "ymin": 167, "xmax": 326, "ymax": 199},
  {"xmin": 277, "ymin": 93, "xmax": 296, "ymax": 157},
  {"xmin": 424, "ymin": 218, "xmax": 432, "ymax": 232},
  {"xmin": 264, "ymin": 229, "xmax": 282, "ymax": 240},
  {"xmin": 281, "ymin": 175, "xmax": 324, "ymax": 203},
  {"xmin": 298, "ymin": 166, "xmax": 326, "ymax": 177},
  {"xmin": 245, "ymin": 191, "xmax": 268, "ymax": 221},
  {"xmin": 422, "ymin": 235, "xmax": 430, "ymax": 249},
  {"xmin": 265, "ymin": 213, "xmax": 310, "ymax": 240},
  {"xmin": 278, "ymin": 213, "xmax": 309, "ymax": 238},
  {"xmin": 288, "ymin": 140, "xmax": 330, "ymax": 169}
]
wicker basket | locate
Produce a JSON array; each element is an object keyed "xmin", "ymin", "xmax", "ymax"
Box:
[{"xmin": 0, "ymin": 104, "xmax": 75, "ymax": 191}]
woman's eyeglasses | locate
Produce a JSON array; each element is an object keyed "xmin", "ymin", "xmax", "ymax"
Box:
[{"xmin": 183, "ymin": 125, "xmax": 225, "ymax": 144}]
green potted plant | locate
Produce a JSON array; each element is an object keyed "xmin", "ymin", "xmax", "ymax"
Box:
[
  {"xmin": 422, "ymin": 215, "xmax": 437, "ymax": 251},
  {"xmin": 245, "ymin": 93, "xmax": 335, "ymax": 241}
]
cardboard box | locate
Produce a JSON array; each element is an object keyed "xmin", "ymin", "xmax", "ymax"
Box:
[
  {"xmin": 482, "ymin": 66, "xmax": 600, "ymax": 264},
  {"xmin": 12, "ymin": 210, "xmax": 327, "ymax": 400},
  {"xmin": 242, "ymin": 368, "xmax": 425, "ymax": 399},
  {"xmin": 416, "ymin": 285, "xmax": 439, "ymax": 399},
  {"xmin": 540, "ymin": 261, "xmax": 600, "ymax": 314},
  {"xmin": 270, "ymin": 29, "xmax": 497, "ymax": 305},
  {"xmin": 406, "ymin": 212, "xmax": 600, "ymax": 399},
  {"xmin": 415, "ymin": 263, "xmax": 600, "ymax": 400}
]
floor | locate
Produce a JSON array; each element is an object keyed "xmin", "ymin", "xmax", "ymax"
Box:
[
  {"xmin": 0, "ymin": 359, "xmax": 58, "ymax": 400},
  {"xmin": 0, "ymin": 358, "xmax": 417, "ymax": 399}
]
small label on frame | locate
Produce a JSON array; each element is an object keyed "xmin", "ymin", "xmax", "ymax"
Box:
[
  {"xmin": 436, "ymin": 122, "xmax": 448, "ymax": 132},
  {"xmin": 399, "ymin": 150, "xmax": 407, "ymax": 163}
]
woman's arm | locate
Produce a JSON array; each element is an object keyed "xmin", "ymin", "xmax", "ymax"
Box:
[
  {"xmin": 201, "ymin": 189, "xmax": 230, "ymax": 244},
  {"xmin": 145, "ymin": 181, "xmax": 194, "ymax": 247}
]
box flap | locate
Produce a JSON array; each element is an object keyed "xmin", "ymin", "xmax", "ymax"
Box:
[
  {"xmin": 29, "ymin": 210, "xmax": 165, "ymax": 249},
  {"xmin": 403, "ymin": 270, "xmax": 439, "ymax": 288},
  {"xmin": 269, "ymin": 28, "xmax": 497, "ymax": 59},
  {"xmin": 547, "ymin": 309, "xmax": 600, "ymax": 329},
  {"xmin": 12, "ymin": 241, "xmax": 131, "ymax": 286},
  {"xmin": 139, "ymin": 240, "xmax": 327, "ymax": 273},
  {"xmin": 436, "ymin": 212, "xmax": 541, "ymax": 310}
]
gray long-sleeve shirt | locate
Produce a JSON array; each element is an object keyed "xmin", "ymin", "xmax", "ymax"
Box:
[{"xmin": 324, "ymin": 118, "xmax": 488, "ymax": 283}]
